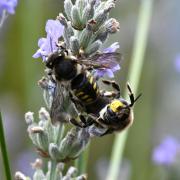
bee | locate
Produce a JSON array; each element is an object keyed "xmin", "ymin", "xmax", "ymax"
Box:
[
  {"xmin": 45, "ymin": 46, "xmax": 122, "ymax": 124},
  {"xmin": 70, "ymin": 81, "xmax": 141, "ymax": 136}
]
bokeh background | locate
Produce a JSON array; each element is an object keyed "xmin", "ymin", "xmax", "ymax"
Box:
[{"xmin": 0, "ymin": 0, "xmax": 180, "ymax": 179}]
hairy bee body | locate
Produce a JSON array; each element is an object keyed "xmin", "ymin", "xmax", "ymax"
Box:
[
  {"xmin": 71, "ymin": 72, "xmax": 109, "ymax": 115},
  {"xmin": 70, "ymin": 81, "xmax": 141, "ymax": 136},
  {"xmin": 45, "ymin": 48, "xmax": 140, "ymax": 136},
  {"xmin": 96, "ymin": 99, "xmax": 134, "ymax": 134},
  {"xmin": 46, "ymin": 50, "xmax": 122, "ymax": 124}
]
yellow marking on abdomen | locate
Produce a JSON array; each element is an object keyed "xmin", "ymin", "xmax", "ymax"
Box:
[
  {"xmin": 80, "ymin": 95, "xmax": 90, "ymax": 100},
  {"xmin": 93, "ymin": 83, "xmax": 97, "ymax": 90},
  {"xmin": 85, "ymin": 98, "xmax": 93, "ymax": 103},
  {"xmin": 89, "ymin": 76, "xmax": 94, "ymax": 84},
  {"xmin": 75, "ymin": 91, "xmax": 84, "ymax": 97}
]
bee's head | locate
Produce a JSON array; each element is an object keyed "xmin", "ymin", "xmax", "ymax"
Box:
[
  {"xmin": 45, "ymin": 45, "xmax": 68, "ymax": 69},
  {"xmin": 46, "ymin": 52, "xmax": 65, "ymax": 69},
  {"xmin": 108, "ymin": 99, "xmax": 131, "ymax": 123}
]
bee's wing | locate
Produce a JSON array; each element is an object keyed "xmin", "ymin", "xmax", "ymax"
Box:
[
  {"xmin": 78, "ymin": 52, "xmax": 122, "ymax": 70},
  {"xmin": 50, "ymin": 82, "xmax": 72, "ymax": 124}
]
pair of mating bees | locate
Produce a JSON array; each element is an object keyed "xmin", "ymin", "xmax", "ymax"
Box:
[{"xmin": 45, "ymin": 45, "xmax": 141, "ymax": 136}]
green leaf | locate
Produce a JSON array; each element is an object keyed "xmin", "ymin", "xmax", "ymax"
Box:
[{"xmin": 0, "ymin": 111, "xmax": 12, "ymax": 180}]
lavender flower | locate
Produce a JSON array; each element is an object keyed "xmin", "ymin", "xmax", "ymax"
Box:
[
  {"xmin": 174, "ymin": 54, "xmax": 180, "ymax": 73},
  {"xmin": 19, "ymin": 0, "xmax": 122, "ymax": 178},
  {"xmin": 152, "ymin": 136, "xmax": 180, "ymax": 166},
  {"xmin": 33, "ymin": 20, "xmax": 64, "ymax": 61},
  {"xmin": 33, "ymin": 0, "xmax": 120, "ymax": 78},
  {"xmin": 103, "ymin": 42, "xmax": 120, "ymax": 53},
  {"xmin": 0, "ymin": 0, "xmax": 18, "ymax": 27},
  {"xmin": 0, "ymin": 0, "xmax": 17, "ymax": 15}
]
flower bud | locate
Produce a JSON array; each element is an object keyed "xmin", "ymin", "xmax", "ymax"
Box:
[
  {"xmin": 70, "ymin": 36, "xmax": 80, "ymax": 55},
  {"xmin": 82, "ymin": 4, "xmax": 94, "ymax": 25},
  {"xmin": 25, "ymin": 111, "xmax": 34, "ymax": 125},
  {"xmin": 79, "ymin": 23, "xmax": 93, "ymax": 49},
  {"xmin": 15, "ymin": 171, "xmax": 30, "ymax": 180},
  {"xmin": 84, "ymin": 40, "xmax": 102, "ymax": 56},
  {"xmin": 64, "ymin": 0, "xmax": 73, "ymax": 20},
  {"xmin": 63, "ymin": 21, "xmax": 74, "ymax": 47},
  {"xmin": 59, "ymin": 128, "xmax": 78, "ymax": 158},
  {"xmin": 39, "ymin": 107, "xmax": 50, "ymax": 122},
  {"xmin": 31, "ymin": 159, "xmax": 43, "ymax": 169},
  {"xmin": 68, "ymin": 128, "xmax": 90, "ymax": 158},
  {"xmin": 38, "ymin": 77, "xmax": 55, "ymax": 109},
  {"xmin": 76, "ymin": 174, "xmax": 88, "ymax": 180},
  {"xmin": 37, "ymin": 130, "xmax": 49, "ymax": 151},
  {"xmin": 66, "ymin": 166, "xmax": 77, "ymax": 177},
  {"xmin": 57, "ymin": 163, "xmax": 65, "ymax": 172},
  {"xmin": 71, "ymin": 5, "xmax": 84, "ymax": 30},
  {"xmin": 93, "ymin": 10, "xmax": 108, "ymax": 31},
  {"xmin": 33, "ymin": 169, "xmax": 45, "ymax": 180},
  {"xmin": 75, "ymin": 0, "xmax": 87, "ymax": 17},
  {"xmin": 57, "ymin": 13, "xmax": 68, "ymax": 27},
  {"xmin": 105, "ymin": 18, "xmax": 120, "ymax": 33},
  {"xmin": 49, "ymin": 143, "xmax": 63, "ymax": 160}
]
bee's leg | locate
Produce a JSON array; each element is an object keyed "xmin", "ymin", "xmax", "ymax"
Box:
[
  {"xmin": 96, "ymin": 117, "xmax": 109, "ymax": 127},
  {"xmin": 102, "ymin": 79, "xmax": 121, "ymax": 98},
  {"xmin": 70, "ymin": 115, "xmax": 94, "ymax": 128},
  {"xmin": 79, "ymin": 115, "xmax": 94, "ymax": 127},
  {"xmin": 69, "ymin": 118, "xmax": 83, "ymax": 128},
  {"xmin": 88, "ymin": 123, "xmax": 108, "ymax": 137},
  {"xmin": 100, "ymin": 129, "xmax": 114, "ymax": 136},
  {"xmin": 69, "ymin": 92, "xmax": 84, "ymax": 113}
]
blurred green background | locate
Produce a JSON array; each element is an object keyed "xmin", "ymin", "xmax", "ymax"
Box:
[{"xmin": 0, "ymin": 0, "xmax": 180, "ymax": 179}]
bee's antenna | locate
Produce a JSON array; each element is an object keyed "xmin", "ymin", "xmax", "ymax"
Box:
[
  {"xmin": 126, "ymin": 83, "xmax": 142, "ymax": 107},
  {"xmin": 133, "ymin": 93, "xmax": 142, "ymax": 104}
]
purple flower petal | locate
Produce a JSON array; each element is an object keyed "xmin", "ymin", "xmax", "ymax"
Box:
[
  {"xmin": 94, "ymin": 43, "xmax": 121, "ymax": 78},
  {"xmin": 94, "ymin": 64, "xmax": 120, "ymax": 78},
  {"xmin": 103, "ymin": 42, "xmax": 120, "ymax": 53},
  {"xmin": 152, "ymin": 136, "xmax": 180, "ymax": 166},
  {"xmin": 174, "ymin": 54, "xmax": 180, "ymax": 73},
  {"xmin": 0, "ymin": 0, "xmax": 18, "ymax": 15},
  {"xmin": 33, "ymin": 19, "xmax": 64, "ymax": 61},
  {"xmin": 45, "ymin": 20, "xmax": 64, "ymax": 40}
]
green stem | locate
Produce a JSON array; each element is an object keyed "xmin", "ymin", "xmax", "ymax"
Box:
[
  {"xmin": 0, "ymin": 112, "xmax": 12, "ymax": 180},
  {"xmin": 106, "ymin": 0, "xmax": 154, "ymax": 180},
  {"xmin": 49, "ymin": 160, "xmax": 57, "ymax": 180},
  {"xmin": 75, "ymin": 145, "xmax": 90, "ymax": 175}
]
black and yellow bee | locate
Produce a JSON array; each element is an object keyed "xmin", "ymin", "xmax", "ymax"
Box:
[
  {"xmin": 45, "ymin": 46, "xmax": 122, "ymax": 124},
  {"xmin": 70, "ymin": 81, "xmax": 141, "ymax": 136}
]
